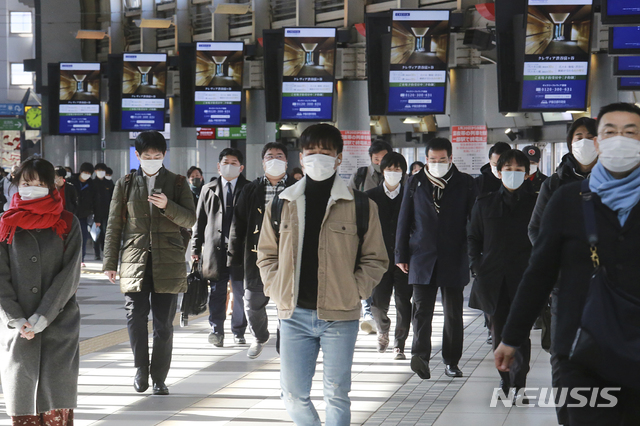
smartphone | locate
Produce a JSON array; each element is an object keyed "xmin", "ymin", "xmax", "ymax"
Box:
[{"xmin": 151, "ymin": 188, "xmax": 162, "ymax": 195}]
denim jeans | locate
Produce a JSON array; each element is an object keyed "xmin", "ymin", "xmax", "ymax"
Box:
[
  {"xmin": 361, "ymin": 297, "xmax": 373, "ymax": 321},
  {"xmin": 280, "ymin": 308, "xmax": 359, "ymax": 426}
]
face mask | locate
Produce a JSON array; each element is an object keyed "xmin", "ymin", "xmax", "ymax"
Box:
[
  {"xmin": 372, "ymin": 163, "xmax": 381, "ymax": 173},
  {"xmin": 302, "ymin": 154, "xmax": 337, "ymax": 181},
  {"xmin": 384, "ymin": 171, "xmax": 403, "ymax": 187},
  {"xmin": 191, "ymin": 177, "xmax": 202, "ymax": 187},
  {"xmin": 264, "ymin": 159, "xmax": 287, "ymax": 177},
  {"xmin": 598, "ymin": 135, "xmax": 640, "ymax": 173},
  {"xmin": 105, "ymin": 176, "xmax": 113, "ymax": 181},
  {"xmin": 501, "ymin": 171, "xmax": 526, "ymax": 190},
  {"xmin": 80, "ymin": 172, "xmax": 92, "ymax": 181},
  {"xmin": 66, "ymin": 172, "xmax": 71, "ymax": 179},
  {"xmin": 529, "ymin": 164, "xmax": 538, "ymax": 175},
  {"xmin": 19, "ymin": 186, "xmax": 49, "ymax": 201},
  {"xmin": 427, "ymin": 162, "xmax": 451, "ymax": 179},
  {"xmin": 96, "ymin": 170, "xmax": 106, "ymax": 179},
  {"xmin": 491, "ymin": 165, "xmax": 500, "ymax": 179},
  {"xmin": 572, "ymin": 138, "xmax": 598, "ymax": 166},
  {"xmin": 140, "ymin": 159, "xmax": 163, "ymax": 176},
  {"xmin": 220, "ymin": 164, "xmax": 241, "ymax": 179}
]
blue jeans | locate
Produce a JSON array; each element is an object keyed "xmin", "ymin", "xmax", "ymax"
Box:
[
  {"xmin": 361, "ymin": 297, "xmax": 373, "ymax": 321},
  {"xmin": 280, "ymin": 307, "xmax": 359, "ymax": 426}
]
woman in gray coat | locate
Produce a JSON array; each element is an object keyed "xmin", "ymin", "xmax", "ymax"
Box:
[{"xmin": 0, "ymin": 157, "xmax": 81, "ymax": 426}]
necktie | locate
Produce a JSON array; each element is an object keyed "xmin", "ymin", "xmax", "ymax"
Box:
[{"xmin": 223, "ymin": 181, "xmax": 233, "ymax": 238}]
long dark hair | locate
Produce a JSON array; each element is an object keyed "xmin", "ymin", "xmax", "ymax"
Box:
[{"xmin": 13, "ymin": 156, "xmax": 57, "ymax": 197}]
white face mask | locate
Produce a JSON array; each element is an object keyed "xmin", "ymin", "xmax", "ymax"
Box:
[
  {"xmin": 96, "ymin": 170, "xmax": 106, "ymax": 179},
  {"xmin": 65, "ymin": 172, "xmax": 71, "ymax": 179},
  {"xmin": 80, "ymin": 172, "xmax": 92, "ymax": 181},
  {"xmin": 427, "ymin": 162, "xmax": 451, "ymax": 179},
  {"xmin": 572, "ymin": 138, "xmax": 598, "ymax": 166},
  {"xmin": 105, "ymin": 176, "xmax": 113, "ymax": 181},
  {"xmin": 384, "ymin": 171, "xmax": 403, "ymax": 187},
  {"xmin": 302, "ymin": 154, "xmax": 337, "ymax": 182},
  {"xmin": 372, "ymin": 163, "xmax": 381, "ymax": 173},
  {"xmin": 598, "ymin": 135, "xmax": 640, "ymax": 173},
  {"xmin": 501, "ymin": 171, "xmax": 526, "ymax": 190},
  {"xmin": 529, "ymin": 164, "xmax": 538, "ymax": 175},
  {"xmin": 140, "ymin": 159, "xmax": 163, "ymax": 176},
  {"xmin": 264, "ymin": 159, "xmax": 287, "ymax": 177},
  {"xmin": 19, "ymin": 186, "xmax": 49, "ymax": 201},
  {"xmin": 491, "ymin": 165, "xmax": 500, "ymax": 179},
  {"xmin": 220, "ymin": 164, "xmax": 242, "ymax": 180}
]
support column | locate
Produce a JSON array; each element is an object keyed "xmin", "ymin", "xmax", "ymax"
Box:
[
  {"xmin": 335, "ymin": 80, "xmax": 370, "ymax": 131},
  {"xmin": 449, "ymin": 68, "xmax": 486, "ymax": 126},
  {"xmin": 245, "ymin": 90, "xmax": 277, "ymax": 180},
  {"xmin": 590, "ymin": 53, "xmax": 633, "ymax": 115},
  {"xmin": 169, "ymin": 97, "xmax": 198, "ymax": 176},
  {"xmin": 212, "ymin": 0, "xmax": 230, "ymax": 40},
  {"xmin": 141, "ymin": 0, "xmax": 156, "ymax": 52}
]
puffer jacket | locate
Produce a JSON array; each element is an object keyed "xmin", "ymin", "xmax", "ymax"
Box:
[
  {"xmin": 103, "ymin": 167, "xmax": 196, "ymax": 294},
  {"xmin": 256, "ymin": 176, "xmax": 388, "ymax": 321}
]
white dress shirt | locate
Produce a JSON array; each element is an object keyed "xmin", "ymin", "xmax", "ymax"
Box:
[{"xmin": 384, "ymin": 182, "xmax": 402, "ymax": 200}]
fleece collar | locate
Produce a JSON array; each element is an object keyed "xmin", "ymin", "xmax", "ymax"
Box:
[{"xmin": 279, "ymin": 173, "xmax": 354, "ymax": 202}]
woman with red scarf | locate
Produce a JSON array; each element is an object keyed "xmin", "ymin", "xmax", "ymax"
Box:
[{"xmin": 0, "ymin": 157, "xmax": 81, "ymax": 426}]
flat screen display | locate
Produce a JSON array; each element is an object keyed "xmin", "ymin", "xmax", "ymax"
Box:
[
  {"xmin": 121, "ymin": 53, "xmax": 167, "ymax": 131},
  {"xmin": 614, "ymin": 56, "xmax": 640, "ymax": 75},
  {"xmin": 609, "ymin": 26, "xmax": 640, "ymax": 55},
  {"xmin": 281, "ymin": 27, "xmax": 336, "ymax": 122},
  {"xmin": 387, "ymin": 10, "xmax": 450, "ymax": 115},
  {"xmin": 194, "ymin": 42, "xmax": 243, "ymax": 127},
  {"xmin": 602, "ymin": 0, "xmax": 640, "ymax": 24},
  {"xmin": 520, "ymin": 0, "xmax": 593, "ymax": 112},
  {"xmin": 58, "ymin": 63, "xmax": 100, "ymax": 134},
  {"xmin": 618, "ymin": 77, "xmax": 640, "ymax": 90}
]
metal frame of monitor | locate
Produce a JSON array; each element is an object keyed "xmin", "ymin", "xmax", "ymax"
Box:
[
  {"xmin": 602, "ymin": 0, "xmax": 640, "ymax": 25},
  {"xmin": 608, "ymin": 26, "xmax": 640, "ymax": 55}
]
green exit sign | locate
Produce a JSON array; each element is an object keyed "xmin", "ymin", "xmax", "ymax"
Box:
[
  {"xmin": 0, "ymin": 118, "xmax": 24, "ymax": 131},
  {"xmin": 216, "ymin": 124, "xmax": 247, "ymax": 140}
]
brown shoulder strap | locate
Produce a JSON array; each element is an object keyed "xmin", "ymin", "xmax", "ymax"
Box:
[{"xmin": 121, "ymin": 173, "xmax": 134, "ymax": 222}]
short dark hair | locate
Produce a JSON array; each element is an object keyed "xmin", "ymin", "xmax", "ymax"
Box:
[
  {"xmin": 106, "ymin": 167, "xmax": 113, "ymax": 175},
  {"xmin": 369, "ymin": 140, "xmax": 392, "ymax": 157},
  {"xmin": 187, "ymin": 166, "xmax": 203, "ymax": 178},
  {"xmin": 94, "ymin": 163, "xmax": 107, "ymax": 171},
  {"xmin": 596, "ymin": 102, "xmax": 640, "ymax": 131},
  {"xmin": 219, "ymin": 148, "xmax": 244, "ymax": 164},
  {"xmin": 79, "ymin": 162, "xmax": 94, "ymax": 174},
  {"xmin": 425, "ymin": 137, "xmax": 452, "ymax": 157},
  {"xmin": 55, "ymin": 166, "xmax": 67, "ymax": 178},
  {"xmin": 380, "ymin": 152, "xmax": 408, "ymax": 175},
  {"xmin": 409, "ymin": 161, "xmax": 424, "ymax": 171},
  {"xmin": 14, "ymin": 157, "xmax": 56, "ymax": 196},
  {"xmin": 299, "ymin": 124, "xmax": 343, "ymax": 154},
  {"xmin": 567, "ymin": 117, "xmax": 597, "ymax": 152},
  {"xmin": 496, "ymin": 149, "xmax": 530, "ymax": 174},
  {"xmin": 261, "ymin": 142, "xmax": 288, "ymax": 159},
  {"xmin": 292, "ymin": 167, "xmax": 303, "ymax": 176},
  {"xmin": 135, "ymin": 131, "xmax": 167, "ymax": 155},
  {"xmin": 488, "ymin": 142, "xmax": 512, "ymax": 159}
]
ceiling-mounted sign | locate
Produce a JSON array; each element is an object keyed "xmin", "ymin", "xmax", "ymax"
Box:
[
  {"xmin": 216, "ymin": 124, "xmax": 247, "ymax": 139},
  {"xmin": 59, "ymin": 63, "xmax": 101, "ymax": 134},
  {"xmin": 121, "ymin": 53, "xmax": 167, "ymax": 131},
  {"xmin": 0, "ymin": 104, "xmax": 24, "ymax": 117},
  {"xmin": 197, "ymin": 127, "xmax": 216, "ymax": 140},
  {"xmin": 194, "ymin": 42, "xmax": 244, "ymax": 127},
  {"xmin": 0, "ymin": 118, "xmax": 24, "ymax": 131}
]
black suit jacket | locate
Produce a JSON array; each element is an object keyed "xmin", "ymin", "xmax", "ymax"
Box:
[{"xmin": 366, "ymin": 184, "xmax": 403, "ymax": 270}]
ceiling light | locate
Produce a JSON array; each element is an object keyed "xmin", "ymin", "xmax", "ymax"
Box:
[
  {"xmin": 505, "ymin": 128, "xmax": 518, "ymax": 142},
  {"xmin": 279, "ymin": 123, "xmax": 297, "ymax": 131},
  {"xmin": 403, "ymin": 117, "xmax": 422, "ymax": 124},
  {"xmin": 75, "ymin": 29, "xmax": 111, "ymax": 54},
  {"xmin": 134, "ymin": 18, "xmax": 174, "ymax": 29},
  {"xmin": 208, "ymin": 3, "xmax": 252, "ymax": 14}
]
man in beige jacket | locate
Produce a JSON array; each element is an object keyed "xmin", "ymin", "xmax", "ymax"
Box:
[{"xmin": 257, "ymin": 124, "xmax": 388, "ymax": 426}]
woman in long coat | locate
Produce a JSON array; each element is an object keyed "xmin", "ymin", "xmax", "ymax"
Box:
[{"xmin": 0, "ymin": 157, "xmax": 81, "ymax": 425}]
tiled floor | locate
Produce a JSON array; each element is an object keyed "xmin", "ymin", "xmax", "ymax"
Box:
[{"xmin": 0, "ymin": 261, "xmax": 560, "ymax": 425}]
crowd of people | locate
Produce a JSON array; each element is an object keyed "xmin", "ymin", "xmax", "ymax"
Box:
[{"xmin": 0, "ymin": 102, "xmax": 638, "ymax": 425}]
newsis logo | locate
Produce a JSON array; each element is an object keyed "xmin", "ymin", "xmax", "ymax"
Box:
[
  {"xmin": 288, "ymin": 30, "xmax": 301, "ymax": 34},
  {"xmin": 490, "ymin": 387, "xmax": 620, "ymax": 408},
  {"xmin": 61, "ymin": 65, "xmax": 73, "ymax": 69},
  {"xmin": 395, "ymin": 12, "xmax": 411, "ymax": 17}
]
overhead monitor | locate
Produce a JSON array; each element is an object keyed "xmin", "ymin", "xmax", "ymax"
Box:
[
  {"xmin": 194, "ymin": 42, "xmax": 244, "ymax": 127},
  {"xmin": 602, "ymin": 0, "xmax": 640, "ymax": 25},
  {"xmin": 387, "ymin": 9, "xmax": 450, "ymax": 115},
  {"xmin": 609, "ymin": 26, "xmax": 640, "ymax": 55},
  {"xmin": 121, "ymin": 53, "xmax": 167, "ymax": 131},
  {"xmin": 618, "ymin": 77, "xmax": 640, "ymax": 90},
  {"xmin": 541, "ymin": 112, "xmax": 574, "ymax": 122},
  {"xmin": 58, "ymin": 63, "xmax": 100, "ymax": 134},
  {"xmin": 520, "ymin": 0, "xmax": 593, "ymax": 112},
  {"xmin": 280, "ymin": 27, "xmax": 337, "ymax": 122},
  {"xmin": 614, "ymin": 56, "xmax": 640, "ymax": 75}
]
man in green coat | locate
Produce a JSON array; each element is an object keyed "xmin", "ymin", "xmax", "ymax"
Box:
[{"xmin": 103, "ymin": 131, "xmax": 196, "ymax": 396}]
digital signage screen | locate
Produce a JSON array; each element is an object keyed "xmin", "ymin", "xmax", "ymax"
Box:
[
  {"xmin": 58, "ymin": 63, "xmax": 101, "ymax": 134},
  {"xmin": 121, "ymin": 53, "xmax": 167, "ymax": 131},
  {"xmin": 194, "ymin": 42, "xmax": 244, "ymax": 127},
  {"xmin": 281, "ymin": 28, "xmax": 336, "ymax": 122},
  {"xmin": 614, "ymin": 56, "xmax": 640, "ymax": 75},
  {"xmin": 602, "ymin": 0, "xmax": 640, "ymax": 25},
  {"xmin": 387, "ymin": 10, "xmax": 450, "ymax": 115},
  {"xmin": 618, "ymin": 77, "xmax": 640, "ymax": 91},
  {"xmin": 609, "ymin": 26, "xmax": 640, "ymax": 55}
]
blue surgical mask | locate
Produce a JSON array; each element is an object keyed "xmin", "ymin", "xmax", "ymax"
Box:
[{"xmin": 501, "ymin": 171, "xmax": 526, "ymax": 190}]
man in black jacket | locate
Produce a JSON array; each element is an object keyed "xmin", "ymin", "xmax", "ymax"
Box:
[
  {"xmin": 192, "ymin": 148, "xmax": 249, "ymax": 348},
  {"xmin": 367, "ymin": 152, "xmax": 413, "ymax": 360},
  {"xmin": 496, "ymin": 103, "xmax": 640, "ymax": 423},
  {"xmin": 55, "ymin": 166, "xmax": 78, "ymax": 214},
  {"xmin": 229, "ymin": 142, "xmax": 293, "ymax": 359},
  {"xmin": 475, "ymin": 142, "xmax": 511, "ymax": 195},
  {"xmin": 396, "ymin": 138, "xmax": 477, "ymax": 380},
  {"xmin": 68, "ymin": 162, "xmax": 101, "ymax": 264},
  {"xmin": 93, "ymin": 162, "xmax": 114, "ymax": 261},
  {"xmin": 468, "ymin": 149, "xmax": 536, "ymax": 402}
]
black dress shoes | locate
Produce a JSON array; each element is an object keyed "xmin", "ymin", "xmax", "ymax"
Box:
[
  {"xmin": 410, "ymin": 355, "xmax": 431, "ymax": 380},
  {"xmin": 134, "ymin": 367, "xmax": 149, "ymax": 393},
  {"xmin": 153, "ymin": 382, "xmax": 170, "ymax": 395},
  {"xmin": 444, "ymin": 365, "xmax": 463, "ymax": 378}
]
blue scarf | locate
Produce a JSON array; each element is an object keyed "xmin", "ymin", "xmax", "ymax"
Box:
[{"xmin": 589, "ymin": 162, "xmax": 640, "ymax": 226}]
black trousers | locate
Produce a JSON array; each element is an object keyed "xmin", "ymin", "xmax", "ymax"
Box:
[
  {"xmin": 371, "ymin": 266, "xmax": 413, "ymax": 351},
  {"xmin": 488, "ymin": 282, "xmax": 531, "ymax": 389},
  {"xmin": 208, "ymin": 269, "xmax": 247, "ymax": 337},
  {"xmin": 94, "ymin": 222, "xmax": 106, "ymax": 258},
  {"xmin": 124, "ymin": 254, "xmax": 178, "ymax": 384},
  {"xmin": 411, "ymin": 284, "xmax": 464, "ymax": 365},
  {"xmin": 557, "ymin": 355, "xmax": 640, "ymax": 425},
  {"xmin": 244, "ymin": 287, "xmax": 270, "ymax": 343}
]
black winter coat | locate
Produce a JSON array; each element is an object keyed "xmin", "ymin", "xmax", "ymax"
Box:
[
  {"xmin": 468, "ymin": 185, "xmax": 537, "ymax": 315},
  {"xmin": 67, "ymin": 176, "xmax": 101, "ymax": 221},
  {"xmin": 475, "ymin": 163, "xmax": 502, "ymax": 195},
  {"xmin": 228, "ymin": 176, "xmax": 294, "ymax": 290},
  {"xmin": 528, "ymin": 153, "xmax": 588, "ymax": 244},
  {"xmin": 503, "ymin": 180, "xmax": 640, "ymax": 356},
  {"xmin": 527, "ymin": 170, "xmax": 548, "ymax": 194},
  {"xmin": 61, "ymin": 182, "xmax": 78, "ymax": 215},
  {"xmin": 395, "ymin": 165, "xmax": 477, "ymax": 287},
  {"xmin": 366, "ymin": 184, "xmax": 403, "ymax": 270},
  {"xmin": 94, "ymin": 178, "xmax": 114, "ymax": 222},
  {"xmin": 192, "ymin": 175, "xmax": 249, "ymax": 281}
]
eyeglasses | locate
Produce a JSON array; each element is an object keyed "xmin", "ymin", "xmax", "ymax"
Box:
[
  {"xmin": 264, "ymin": 154, "xmax": 286, "ymax": 161},
  {"xmin": 599, "ymin": 129, "xmax": 640, "ymax": 139}
]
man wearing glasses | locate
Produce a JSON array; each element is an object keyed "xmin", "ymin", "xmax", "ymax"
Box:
[{"xmin": 229, "ymin": 142, "xmax": 293, "ymax": 358}]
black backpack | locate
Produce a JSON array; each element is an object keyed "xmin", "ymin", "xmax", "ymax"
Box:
[
  {"xmin": 353, "ymin": 166, "xmax": 369, "ymax": 191},
  {"xmin": 270, "ymin": 190, "xmax": 370, "ymax": 271}
]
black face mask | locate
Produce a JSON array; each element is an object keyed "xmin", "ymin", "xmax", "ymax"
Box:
[{"xmin": 191, "ymin": 178, "xmax": 202, "ymax": 187}]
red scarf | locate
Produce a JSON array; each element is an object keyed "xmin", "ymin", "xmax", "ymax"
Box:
[{"xmin": 0, "ymin": 191, "xmax": 66, "ymax": 244}]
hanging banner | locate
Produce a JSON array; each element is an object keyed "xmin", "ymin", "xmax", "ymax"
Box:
[
  {"xmin": 451, "ymin": 125, "xmax": 487, "ymax": 174},
  {"xmin": 339, "ymin": 130, "xmax": 372, "ymax": 182}
]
